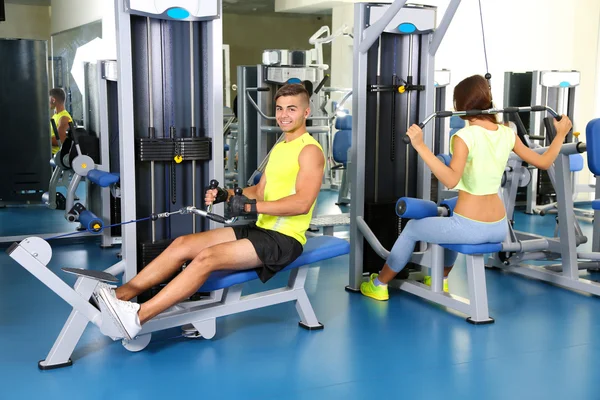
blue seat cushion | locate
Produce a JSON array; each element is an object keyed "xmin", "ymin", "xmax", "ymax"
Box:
[
  {"xmin": 335, "ymin": 115, "xmax": 352, "ymax": 130},
  {"xmin": 586, "ymin": 118, "xmax": 600, "ymax": 176},
  {"xmin": 437, "ymin": 154, "xmax": 451, "ymax": 166},
  {"xmin": 198, "ymin": 236, "xmax": 350, "ymax": 292},
  {"xmin": 333, "ymin": 130, "xmax": 351, "ymax": 164},
  {"xmin": 87, "ymin": 169, "xmax": 120, "ymax": 187},
  {"xmin": 449, "ymin": 115, "xmax": 466, "ymax": 129},
  {"xmin": 224, "ymin": 144, "xmax": 230, "ymax": 151},
  {"xmin": 592, "ymin": 200, "xmax": 600, "ymax": 210},
  {"xmin": 569, "ymin": 154, "xmax": 584, "ymax": 172},
  {"xmin": 441, "ymin": 242, "xmax": 502, "ymax": 254}
]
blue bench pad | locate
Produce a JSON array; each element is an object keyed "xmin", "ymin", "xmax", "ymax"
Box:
[
  {"xmin": 199, "ymin": 236, "xmax": 350, "ymax": 292},
  {"xmin": 592, "ymin": 200, "xmax": 600, "ymax": 210},
  {"xmin": 87, "ymin": 169, "xmax": 120, "ymax": 187},
  {"xmin": 441, "ymin": 243, "xmax": 502, "ymax": 254}
]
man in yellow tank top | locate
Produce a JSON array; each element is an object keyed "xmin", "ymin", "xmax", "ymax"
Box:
[
  {"xmin": 94, "ymin": 84, "xmax": 326, "ymax": 340},
  {"xmin": 49, "ymin": 88, "xmax": 73, "ymax": 155}
]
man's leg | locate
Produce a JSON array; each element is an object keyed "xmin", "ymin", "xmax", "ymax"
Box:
[
  {"xmin": 138, "ymin": 238, "xmax": 261, "ymax": 324},
  {"xmin": 96, "ymin": 238, "xmax": 262, "ymax": 339},
  {"xmin": 116, "ymin": 227, "xmax": 237, "ymax": 301}
]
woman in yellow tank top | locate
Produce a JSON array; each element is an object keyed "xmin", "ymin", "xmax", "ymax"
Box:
[{"xmin": 361, "ymin": 75, "xmax": 573, "ymax": 301}]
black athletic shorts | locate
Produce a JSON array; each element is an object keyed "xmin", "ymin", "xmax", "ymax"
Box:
[{"xmin": 232, "ymin": 223, "xmax": 303, "ymax": 283}]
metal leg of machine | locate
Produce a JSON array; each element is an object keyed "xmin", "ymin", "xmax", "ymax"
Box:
[{"xmin": 488, "ymin": 143, "xmax": 600, "ymax": 296}]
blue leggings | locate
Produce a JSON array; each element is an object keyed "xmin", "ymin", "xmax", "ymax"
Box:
[{"xmin": 386, "ymin": 213, "xmax": 508, "ymax": 273}]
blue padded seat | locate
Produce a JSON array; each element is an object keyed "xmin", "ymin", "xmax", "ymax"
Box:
[
  {"xmin": 449, "ymin": 115, "xmax": 465, "ymax": 137},
  {"xmin": 569, "ymin": 154, "xmax": 584, "ymax": 172},
  {"xmin": 333, "ymin": 115, "xmax": 352, "ymax": 166},
  {"xmin": 87, "ymin": 170, "xmax": 120, "ymax": 187},
  {"xmin": 586, "ymin": 118, "xmax": 600, "ymax": 176},
  {"xmin": 437, "ymin": 153, "xmax": 452, "ymax": 166},
  {"xmin": 199, "ymin": 236, "xmax": 350, "ymax": 292},
  {"xmin": 333, "ymin": 130, "xmax": 351, "ymax": 165},
  {"xmin": 441, "ymin": 243, "xmax": 502, "ymax": 254},
  {"xmin": 253, "ymin": 172, "xmax": 262, "ymax": 185},
  {"xmin": 592, "ymin": 200, "xmax": 600, "ymax": 210},
  {"xmin": 224, "ymin": 144, "xmax": 230, "ymax": 152},
  {"xmin": 334, "ymin": 114, "xmax": 352, "ymax": 130}
]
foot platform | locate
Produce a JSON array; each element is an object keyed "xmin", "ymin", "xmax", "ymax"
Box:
[{"xmin": 61, "ymin": 267, "xmax": 119, "ymax": 283}]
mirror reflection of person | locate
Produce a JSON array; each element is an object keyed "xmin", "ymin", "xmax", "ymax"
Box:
[{"xmin": 49, "ymin": 88, "xmax": 73, "ymax": 155}]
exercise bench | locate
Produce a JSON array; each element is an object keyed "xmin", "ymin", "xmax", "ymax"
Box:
[{"xmin": 7, "ymin": 234, "xmax": 350, "ymax": 369}]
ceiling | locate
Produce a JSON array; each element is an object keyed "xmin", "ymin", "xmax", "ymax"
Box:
[
  {"xmin": 224, "ymin": 0, "xmax": 330, "ymax": 15},
  {"xmin": 5, "ymin": 0, "xmax": 329, "ymax": 15},
  {"xmin": 223, "ymin": 0, "xmax": 275, "ymax": 14},
  {"xmin": 5, "ymin": 0, "xmax": 50, "ymax": 6}
]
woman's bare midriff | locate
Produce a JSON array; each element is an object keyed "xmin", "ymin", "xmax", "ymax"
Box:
[{"xmin": 452, "ymin": 190, "xmax": 506, "ymax": 222}]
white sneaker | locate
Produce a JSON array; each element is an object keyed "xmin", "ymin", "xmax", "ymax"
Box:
[
  {"xmin": 96, "ymin": 287, "xmax": 142, "ymax": 341},
  {"xmin": 96, "ymin": 282, "xmax": 117, "ymax": 297},
  {"xmin": 94, "ymin": 293, "xmax": 126, "ymax": 341},
  {"xmin": 90, "ymin": 282, "xmax": 116, "ymax": 309}
]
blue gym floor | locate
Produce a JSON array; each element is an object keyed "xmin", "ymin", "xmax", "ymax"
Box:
[
  {"xmin": 0, "ymin": 183, "xmax": 88, "ymax": 237},
  {"xmin": 1, "ymin": 191, "xmax": 600, "ymax": 399}
]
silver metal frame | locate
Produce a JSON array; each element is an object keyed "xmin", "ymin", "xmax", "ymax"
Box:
[
  {"xmin": 97, "ymin": 60, "xmax": 122, "ymax": 247},
  {"xmin": 523, "ymin": 70, "xmax": 580, "ymax": 215},
  {"xmin": 489, "ymin": 141, "xmax": 600, "ymax": 295}
]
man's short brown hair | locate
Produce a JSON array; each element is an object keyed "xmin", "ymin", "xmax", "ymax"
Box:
[
  {"xmin": 49, "ymin": 88, "xmax": 66, "ymax": 104},
  {"xmin": 274, "ymin": 84, "xmax": 310, "ymax": 105}
]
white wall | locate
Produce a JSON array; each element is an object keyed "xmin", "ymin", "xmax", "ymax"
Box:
[
  {"xmin": 431, "ymin": 0, "xmax": 598, "ymax": 129},
  {"xmin": 50, "ymin": 0, "xmax": 116, "ymax": 58},
  {"xmin": 328, "ymin": 0, "xmax": 599, "ymax": 126},
  {"xmin": 0, "ymin": 3, "xmax": 50, "ymax": 40},
  {"xmin": 49, "ymin": 0, "xmax": 103, "ymax": 34},
  {"xmin": 330, "ymin": 3, "xmax": 354, "ymax": 109},
  {"xmin": 327, "ymin": 0, "xmax": 600, "ymax": 193},
  {"xmin": 431, "ymin": 0, "xmax": 599, "ymax": 191}
]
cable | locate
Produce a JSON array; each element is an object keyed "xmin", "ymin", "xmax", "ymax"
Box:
[
  {"xmin": 477, "ymin": 0, "xmax": 492, "ymax": 92},
  {"xmin": 46, "ymin": 216, "xmax": 154, "ymax": 241}
]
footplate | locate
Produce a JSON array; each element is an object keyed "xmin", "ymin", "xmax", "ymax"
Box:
[{"xmin": 61, "ymin": 267, "xmax": 119, "ymax": 283}]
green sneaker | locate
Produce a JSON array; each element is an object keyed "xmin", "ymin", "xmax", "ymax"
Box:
[
  {"xmin": 360, "ymin": 273, "xmax": 389, "ymax": 301},
  {"xmin": 423, "ymin": 276, "xmax": 449, "ymax": 293}
]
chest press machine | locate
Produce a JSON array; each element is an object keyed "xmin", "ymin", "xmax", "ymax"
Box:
[
  {"xmin": 345, "ymin": 0, "xmax": 585, "ymax": 323},
  {"xmin": 7, "ymin": 0, "xmax": 349, "ymax": 370}
]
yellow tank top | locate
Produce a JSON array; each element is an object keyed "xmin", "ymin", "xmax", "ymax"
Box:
[
  {"xmin": 256, "ymin": 133, "xmax": 323, "ymax": 245},
  {"xmin": 450, "ymin": 124, "xmax": 516, "ymax": 195},
  {"xmin": 50, "ymin": 110, "xmax": 73, "ymax": 155}
]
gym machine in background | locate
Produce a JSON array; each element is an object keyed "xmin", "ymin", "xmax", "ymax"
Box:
[
  {"xmin": 13, "ymin": 0, "xmax": 223, "ymax": 369},
  {"xmin": 503, "ymin": 70, "xmax": 582, "ymax": 214},
  {"xmin": 235, "ymin": 26, "xmax": 352, "ymax": 190},
  {"xmin": 347, "ymin": 0, "xmax": 461, "ymax": 290},
  {"xmin": 116, "ymin": 0, "xmax": 221, "ymax": 285},
  {"xmin": 0, "ymin": 39, "xmax": 51, "ymax": 207}
]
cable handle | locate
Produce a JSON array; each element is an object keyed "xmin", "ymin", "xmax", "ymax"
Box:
[{"xmin": 206, "ymin": 179, "xmax": 220, "ymax": 213}]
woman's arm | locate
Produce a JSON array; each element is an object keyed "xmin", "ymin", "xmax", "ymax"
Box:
[
  {"xmin": 511, "ymin": 115, "xmax": 572, "ymax": 170},
  {"xmin": 406, "ymin": 124, "xmax": 467, "ymax": 189}
]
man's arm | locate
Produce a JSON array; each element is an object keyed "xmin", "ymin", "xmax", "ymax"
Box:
[
  {"xmin": 252, "ymin": 145, "xmax": 324, "ymax": 216},
  {"xmin": 57, "ymin": 116, "xmax": 70, "ymax": 145}
]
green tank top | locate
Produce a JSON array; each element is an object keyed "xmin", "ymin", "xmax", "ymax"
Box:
[
  {"xmin": 256, "ymin": 133, "xmax": 323, "ymax": 245},
  {"xmin": 50, "ymin": 110, "xmax": 73, "ymax": 155},
  {"xmin": 450, "ymin": 124, "xmax": 516, "ymax": 195}
]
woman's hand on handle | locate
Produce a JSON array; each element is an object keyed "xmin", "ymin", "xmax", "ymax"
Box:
[
  {"xmin": 406, "ymin": 124, "xmax": 424, "ymax": 149},
  {"xmin": 553, "ymin": 115, "xmax": 572, "ymax": 139}
]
